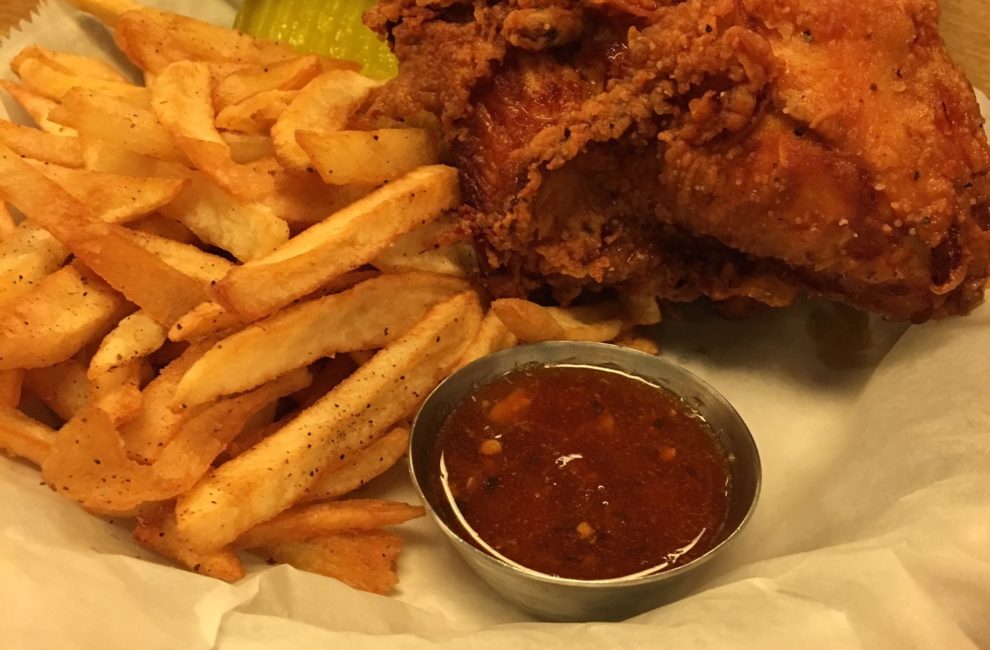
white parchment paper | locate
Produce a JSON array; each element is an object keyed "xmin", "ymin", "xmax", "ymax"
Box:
[{"xmin": 1, "ymin": 2, "xmax": 989, "ymax": 648}]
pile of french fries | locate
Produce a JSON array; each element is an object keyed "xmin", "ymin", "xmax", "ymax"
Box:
[{"xmin": 0, "ymin": 0, "xmax": 660, "ymax": 593}]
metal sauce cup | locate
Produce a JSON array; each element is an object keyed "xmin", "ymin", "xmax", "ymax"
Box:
[{"xmin": 409, "ymin": 341, "xmax": 761, "ymax": 621}]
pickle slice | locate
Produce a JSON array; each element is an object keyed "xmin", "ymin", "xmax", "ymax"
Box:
[{"xmin": 235, "ymin": 0, "xmax": 397, "ymax": 79}]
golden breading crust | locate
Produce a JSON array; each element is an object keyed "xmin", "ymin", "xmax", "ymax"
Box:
[{"xmin": 361, "ymin": 0, "xmax": 990, "ymax": 321}]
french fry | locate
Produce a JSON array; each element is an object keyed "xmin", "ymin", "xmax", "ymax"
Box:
[
  {"xmin": 0, "ymin": 406, "xmax": 56, "ymax": 466},
  {"xmin": 0, "ymin": 370, "xmax": 23, "ymax": 408},
  {"xmin": 12, "ymin": 45, "xmax": 129, "ymax": 84},
  {"xmin": 271, "ymin": 70, "xmax": 380, "ymax": 170},
  {"xmin": 0, "ymin": 264, "xmax": 127, "ymax": 370},
  {"xmin": 491, "ymin": 298, "xmax": 628, "ymax": 343},
  {"xmin": 0, "ymin": 222, "xmax": 70, "ymax": 307},
  {"xmin": 89, "ymin": 311, "xmax": 167, "ymax": 378},
  {"xmin": 130, "ymin": 231, "xmax": 234, "ymax": 284},
  {"xmin": 619, "ymin": 291, "xmax": 662, "ymax": 326},
  {"xmin": 235, "ymin": 499, "xmax": 423, "ymax": 549},
  {"xmin": 50, "ymin": 88, "xmax": 186, "ymax": 162},
  {"xmin": 152, "ymin": 61, "xmax": 271, "ymax": 202},
  {"xmin": 262, "ymin": 532, "xmax": 402, "ymax": 594},
  {"xmin": 245, "ymin": 155, "xmax": 376, "ymax": 227},
  {"xmin": 454, "ymin": 309, "xmax": 519, "ymax": 370},
  {"xmin": 119, "ymin": 337, "xmax": 217, "ymax": 463},
  {"xmin": 213, "ymin": 56, "xmax": 321, "ymax": 109},
  {"xmin": 82, "ymin": 141, "xmax": 289, "ymax": 261},
  {"xmin": 151, "ymin": 368, "xmax": 312, "ymax": 493},
  {"xmin": 221, "ymin": 132, "xmax": 275, "ymax": 163},
  {"xmin": 167, "ymin": 302, "xmax": 242, "ymax": 343},
  {"xmin": 215, "ymin": 89, "xmax": 297, "ymax": 134},
  {"xmin": 114, "ymin": 8, "xmax": 309, "ymax": 74},
  {"xmin": 64, "ymin": 0, "xmax": 140, "ymax": 28},
  {"xmin": 175, "ymin": 272, "xmax": 471, "ymax": 408},
  {"xmin": 302, "ymin": 425, "xmax": 409, "ymax": 501},
  {"xmin": 15, "ymin": 56, "xmax": 149, "ymax": 108},
  {"xmin": 0, "ymin": 80, "xmax": 78, "ymax": 136},
  {"xmin": 26, "ymin": 160, "xmax": 188, "ymax": 224},
  {"xmin": 170, "ymin": 269, "xmax": 381, "ymax": 345},
  {"xmin": 45, "ymin": 369, "xmax": 310, "ymax": 514},
  {"xmin": 298, "ymin": 128, "xmax": 438, "ymax": 186},
  {"xmin": 23, "ymin": 359, "xmax": 90, "ymax": 421},
  {"xmin": 161, "ymin": 178, "xmax": 287, "ymax": 261},
  {"xmin": 286, "ymin": 356, "xmax": 358, "ymax": 411},
  {"xmin": 613, "ymin": 334, "xmax": 661, "ymax": 355},
  {"xmin": 214, "ymin": 165, "xmax": 460, "ymax": 321},
  {"xmin": 42, "ymin": 404, "xmax": 151, "ymax": 513},
  {"xmin": 133, "ymin": 505, "xmax": 245, "ymax": 581},
  {"xmin": 0, "ymin": 118, "xmax": 83, "ymax": 167},
  {"xmin": 0, "ymin": 203, "xmax": 14, "ymax": 241},
  {"xmin": 127, "ymin": 214, "xmax": 197, "ymax": 244},
  {"xmin": 371, "ymin": 218, "xmax": 476, "ymax": 278},
  {"xmin": 175, "ymin": 291, "xmax": 482, "ymax": 550},
  {"xmin": 0, "ymin": 142, "xmax": 208, "ymax": 326},
  {"xmin": 90, "ymin": 359, "xmax": 144, "ymax": 426}
]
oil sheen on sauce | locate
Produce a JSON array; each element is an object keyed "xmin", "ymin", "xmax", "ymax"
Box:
[{"xmin": 430, "ymin": 364, "xmax": 731, "ymax": 581}]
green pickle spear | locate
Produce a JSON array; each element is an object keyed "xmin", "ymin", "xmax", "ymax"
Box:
[{"xmin": 235, "ymin": 0, "xmax": 397, "ymax": 79}]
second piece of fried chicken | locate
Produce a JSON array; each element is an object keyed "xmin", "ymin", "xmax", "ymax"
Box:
[{"xmin": 361, "ymin": 0, "xmax": 990, "ymax": 321}]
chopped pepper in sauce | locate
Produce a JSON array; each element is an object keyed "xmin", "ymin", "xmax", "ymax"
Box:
[{"xmin": 431, "ymin": 364, "xmax": 731, "ymax": 580}]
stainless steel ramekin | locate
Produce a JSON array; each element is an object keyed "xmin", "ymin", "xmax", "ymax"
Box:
[{"xmin": 409, "ymin": 341, "xmax": 761, "ymax": 622}]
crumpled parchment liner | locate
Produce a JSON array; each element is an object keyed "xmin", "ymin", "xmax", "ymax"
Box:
[{"xmin": 1, "ymin": 2, "xmax": 988, "ymax": 647}]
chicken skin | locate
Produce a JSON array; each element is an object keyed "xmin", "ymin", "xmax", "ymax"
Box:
[{"xmin": 361, "ymin": 0, "xmax": 990, "ymax": 321}]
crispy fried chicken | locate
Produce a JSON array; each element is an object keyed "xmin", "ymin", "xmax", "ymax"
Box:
[{"xmin": 360, "ymin": 0, "xmax": 990, "ymax": 321}]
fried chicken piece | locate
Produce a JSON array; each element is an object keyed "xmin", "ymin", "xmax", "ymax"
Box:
[{"xmin": 361, "ymin": 0, "xmax": 990, "ymax": 321}]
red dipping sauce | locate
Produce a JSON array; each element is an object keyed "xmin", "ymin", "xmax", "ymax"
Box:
[{"xmin": 430, "ymin": 364, "xmax": 732, "ymax": 581}]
